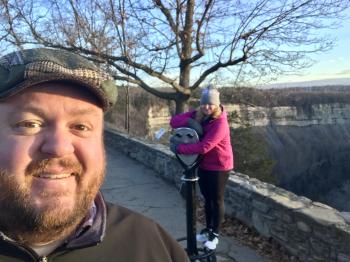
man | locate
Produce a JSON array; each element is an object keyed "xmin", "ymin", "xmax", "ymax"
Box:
[{"xmin": 0, "ymin": 48, "xmax": 189, "ymax": 261}]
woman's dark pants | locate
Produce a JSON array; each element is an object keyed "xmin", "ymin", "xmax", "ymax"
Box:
[{"xmin": 198, "ymin": 168, "xmax": 230, "ymax": 234}]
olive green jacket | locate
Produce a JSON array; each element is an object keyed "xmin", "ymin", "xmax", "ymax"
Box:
[{"xmin": 0, "ymin": 194, "xmax": 189, "ymax": 262}]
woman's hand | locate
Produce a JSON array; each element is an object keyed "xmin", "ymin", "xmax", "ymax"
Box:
[{"xmin": 187, "ymin": 118, "xmax": 203, "ymax": 138}]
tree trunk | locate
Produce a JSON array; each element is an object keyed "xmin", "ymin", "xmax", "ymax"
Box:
[
  {"xmin": 175, "ymin": 93, "xmax": 190, "ymax": 114},
  {"xmin": 175, "ymin": 0, "xmax": 195, "ymax": 114}
]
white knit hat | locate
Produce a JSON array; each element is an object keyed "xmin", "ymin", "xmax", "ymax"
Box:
[{"xmin": 200, "ymin": 85, "xmax": 220, "ymax": 106}]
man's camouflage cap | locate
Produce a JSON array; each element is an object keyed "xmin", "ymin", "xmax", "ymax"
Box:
[{"xmin": 0, "ymin": 48, "xmax": 117, "ymax": 111}]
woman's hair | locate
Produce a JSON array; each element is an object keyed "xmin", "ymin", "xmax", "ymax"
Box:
[{"xmin": 195, "ymin": 105, "xmax": 222, "ymax": 122}]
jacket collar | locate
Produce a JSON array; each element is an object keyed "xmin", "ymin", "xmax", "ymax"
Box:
[{"xmin": 65, "ymin": 192, "xmax": 107, "ymax": 249}]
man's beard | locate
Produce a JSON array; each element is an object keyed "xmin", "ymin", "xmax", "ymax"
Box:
[{"xmin": 0, "ymin": 158, "xmax": 105, "ymax": 245}]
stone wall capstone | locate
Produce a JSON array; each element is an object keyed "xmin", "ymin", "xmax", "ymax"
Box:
[{"xmin": 104, "ymin": 128, "xmax": 350, "ymax": 262}]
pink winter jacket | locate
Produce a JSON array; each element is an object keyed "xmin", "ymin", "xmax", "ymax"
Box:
[{"xmin": 170, "ymin": 108, "xmax": 234, "ymax": 171}]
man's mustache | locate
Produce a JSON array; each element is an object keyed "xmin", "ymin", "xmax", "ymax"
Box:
[{"xmin": 26, "ymin": 158, "xmax": 83, "ymax": 177}]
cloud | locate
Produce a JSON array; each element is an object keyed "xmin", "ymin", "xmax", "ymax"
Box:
[
  {"xmin": 336, "ymin": 69, "xmax": 350, "ymax": 75},
  {"xmin": 327, "ymin": 57, "xmax": 345, "ymax": 63}
]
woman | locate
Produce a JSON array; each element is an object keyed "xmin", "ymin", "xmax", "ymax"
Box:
[{"xmin": 170, "ymin": 86, "xmax": 234, "ymax": 250}]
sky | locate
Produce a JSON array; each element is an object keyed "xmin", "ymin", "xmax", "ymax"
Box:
[
  {"xmin": 3, "ymin": 2, "xmax": 348, "ymax": 88},
  {"xmin": 270, "ymin": 9, "xmax": 350, "ymax": 85}
]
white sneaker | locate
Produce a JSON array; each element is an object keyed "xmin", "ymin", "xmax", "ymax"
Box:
[
  {"xmin": 204, "ymin": 232, "xmax": 219, "ymax": 250},
  {"xmin": 196, "ymin": 228, "xmax": 211, "ymax": 242}
]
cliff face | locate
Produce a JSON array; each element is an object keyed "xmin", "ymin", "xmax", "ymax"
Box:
[
  {"xmin": 228, "ymin": 103, "xmax": 350, "ymax": 211},
  {"xmin": 106, "ymin": 89, "xmax": 350, "ymax": 211}
]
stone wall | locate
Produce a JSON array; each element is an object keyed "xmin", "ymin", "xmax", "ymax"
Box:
[{"xmin": 104, "ymin": 128, "xmax": 350, "ymax": 262}]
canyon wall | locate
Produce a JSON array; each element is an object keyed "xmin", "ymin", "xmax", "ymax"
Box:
[{"xmin": 127, "ymin": 102, "xmax": 350, "ymax": 211}]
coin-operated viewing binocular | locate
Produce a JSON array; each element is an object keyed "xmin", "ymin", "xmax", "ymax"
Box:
[
  {"xmin": 170, "ymin": 127, "xmax": 201, "ymax": 167},
  {"xmin": 169, "ymin": 127, "xmax": 216, "ymax": 262}
]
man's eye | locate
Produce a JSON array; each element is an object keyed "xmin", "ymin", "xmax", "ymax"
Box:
[
  {"xmin": 71, "ymin": 124, "xmax": 93, "ymax": 137},
  {"xmin": 16, "ymin": 121, "xmax": 42, "ymax": 129},
  {"xmin": 73, "ymin": 124, "xmax": 91, "ymax": 131},
  {"xmin": 14, "ymin": 120, "xmax": 42, "ymax": 134}
]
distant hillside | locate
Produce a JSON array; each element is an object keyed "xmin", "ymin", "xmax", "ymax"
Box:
[
  {"xmin": 264, "ymin": 77, "xmax": 350, "ymax": 88},
  {"xmin": 217, "ymin": 85, "xmax": 350, "ymax": 107},
  {"xmin": 114, "ymin": 84, "xmax": 350, "ymax": 108}
]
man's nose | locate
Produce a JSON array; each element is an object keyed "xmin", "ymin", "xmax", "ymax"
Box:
[{"xmin": 40, "ymin": 127, "xmax": 74, "ymax": 157}]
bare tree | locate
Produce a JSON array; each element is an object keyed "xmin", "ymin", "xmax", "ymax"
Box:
[{"xmin": 0, "ymin": 0, "xmax": 349, "ymax": 113}]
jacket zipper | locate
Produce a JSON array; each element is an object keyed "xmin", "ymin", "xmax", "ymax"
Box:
[{"xmin": 0, "ymin": 232, "xmax": 43, "ymax": 261}]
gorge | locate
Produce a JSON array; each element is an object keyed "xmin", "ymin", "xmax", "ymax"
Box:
[
  {"xmin": 106, "ymin": 86, "xmax": 350, "ymax": 212},
  {"xmin": 227, "ymin": 103, "xmax": 350, "ymax": 211}
]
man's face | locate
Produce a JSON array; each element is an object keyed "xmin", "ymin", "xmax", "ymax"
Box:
[{"xmin": 0, "ymin": 82, "xmax": 105, "ymax": 243}]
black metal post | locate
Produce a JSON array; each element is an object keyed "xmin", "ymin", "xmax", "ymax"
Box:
[
  {"xmin": 180, "ymin": 164, "xmax": 216, "ymax": 262},
  {"xmin": 184, "ymin": 168, "xmax": 198, "ymax": 256},
  {"xmin": 171, "ymin": 128, "xmax": 216, "ymax": 261}
]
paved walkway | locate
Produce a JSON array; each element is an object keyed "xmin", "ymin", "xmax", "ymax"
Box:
[{"xmin": 102, "ymin": 145, "xmax": 271, "ymax": 262}]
